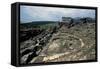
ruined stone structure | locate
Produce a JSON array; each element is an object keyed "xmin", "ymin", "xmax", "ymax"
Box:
[
  {"xmin": 20, "ymin": 26, "xmax": 58, "ymax": 64},
  {"xmin": 59, "ymin": 17, "xmax": 73, "ymax": 28}
]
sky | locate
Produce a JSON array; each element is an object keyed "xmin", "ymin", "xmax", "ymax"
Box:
[{"xmin": 20, "ymin": 5, "xmax": 95, "ymax": 23}]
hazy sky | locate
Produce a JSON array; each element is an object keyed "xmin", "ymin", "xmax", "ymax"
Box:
[{"xmin": 20, "ymin": 6, "xmax": 95, "ymax": 23}]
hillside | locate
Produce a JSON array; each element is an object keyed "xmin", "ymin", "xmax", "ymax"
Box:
[
  {"xmin": 33, "ymin": 23, "xmax": 96, "ymax": 63},
  {"xmin": 20, "ymin": 21, "xmax": 58, "ymax": 28}
]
